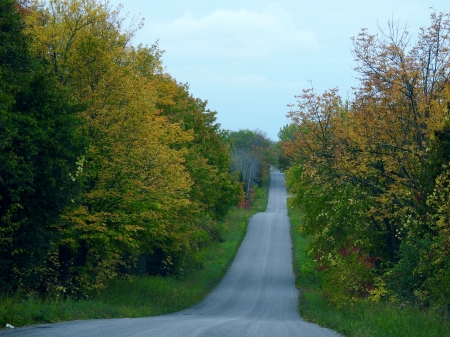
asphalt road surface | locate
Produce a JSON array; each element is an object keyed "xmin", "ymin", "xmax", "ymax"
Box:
[{"xmin": 1, "ymin": 170, "xmax": 342, "ymax": 337}]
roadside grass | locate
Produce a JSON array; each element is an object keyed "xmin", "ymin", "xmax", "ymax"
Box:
[
  {"xmin": 1, "ymin": 182, "xmax": 269, "ymax": 328},
  {"xmin": 289, "ymin": 205, "xmax": 450, "ymax": 337}
]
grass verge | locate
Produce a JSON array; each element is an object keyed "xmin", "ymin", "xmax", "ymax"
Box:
[
  {"xmin": 289, "ymin": 205, "xmax": 450, "ymax": 337},
  {"xmin": 1, "ymin": 182, "xmax": 269, "ymax": 328}
]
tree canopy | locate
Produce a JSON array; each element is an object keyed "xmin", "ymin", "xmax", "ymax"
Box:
[
  {"xmin": 282, "ymin": 11, "xmax": 450, "ymax": 307},
  {"xmin": 0, "ymin": 0, "xmax": 243, "ymax": 295},
  {"xmin": 0, "ymin": 0, "xmax": 86, "ymax": 292}
]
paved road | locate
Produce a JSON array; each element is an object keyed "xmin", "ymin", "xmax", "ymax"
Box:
[{"xmin": 1, "ymin": 170, "xmax": 342, "ymax": 337}]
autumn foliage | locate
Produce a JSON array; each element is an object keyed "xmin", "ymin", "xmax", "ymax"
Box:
[
  {"xmin": 282, "ymin": 12, "xmax": 450, "ymax": 308},
  {"xmin": 0, "ymin": 0, "xmax": 242, "ymax": 296}
]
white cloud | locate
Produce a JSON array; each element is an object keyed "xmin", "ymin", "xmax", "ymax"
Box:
[{"xmin": 147, "ymin": 3, "xmax": 318, "ymax": 59}]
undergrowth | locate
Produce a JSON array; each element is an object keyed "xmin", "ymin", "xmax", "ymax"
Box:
[
  {"xmin": 289, "ymin": 204, "xmax": 450, "ymax": 337},
  {"xmin": 0, "ymin": 181, "xmax": 269, "ymax": 328}
]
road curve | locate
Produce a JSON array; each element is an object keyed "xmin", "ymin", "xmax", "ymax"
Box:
[{"xmin": 1, "ymin": 170, "xmax": 342, "ymax": 337}]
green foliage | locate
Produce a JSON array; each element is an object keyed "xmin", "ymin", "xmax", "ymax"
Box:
[
  {"xmin": 289, "ymin": 205, "xmax": 450, "ymax": 337},
  {"xmin": 286, "ymin": 164, "xmax": 381, "ymax": 304},
  {"xmin": 226, "ymin": 129, "xmax": 273, "ymax": 200},
  {"xmin": 276, "ymin": 124, "xmax": 298, "ymax": 169},
  {"xmin": 0, "ymin": 0, "xmax": 243, "ymax": 297},
  {"xmin": 0, "ymin": 0, "xmax": 85, "ymax": 294},
  {"xmin": 156, "ymin": 80, "xmax": 241, "ymax": 220},
  {"xmin": 0, "ymin": 180, "xmax": 267, "ymax": 327},
  {"xmin": 386, "ymin": 235, "xmax": 430, "ymax": 303}
]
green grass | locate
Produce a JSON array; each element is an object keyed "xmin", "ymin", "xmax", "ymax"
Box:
[
  {"xmin": 288, "ymin": 205, "xmax": 450, "ymax": 337},
  {"xmin": 1, "ymin": 183, "xmax": 269, "ymax": 328}
]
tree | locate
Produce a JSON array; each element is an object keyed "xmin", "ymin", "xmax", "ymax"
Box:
[
  {"xmin": 0, "ymin": 0, "xmax": 85, "ymax": 293},
  {"xmin": 227, "ymin": 129, "xmax": 273, "ymax": 200},
  {"xmin": 22, "ymin": 0, "xmax": 243, "ymax": 292},
  {"xmin": 155, "ymin": 79, "xmax": 241, "ymax": 220},
  {"xmin": 283, "ymin": 11, "xmax": 450, "ymax": 306},
  {"xmin": 276, "ymin": 124, "xmax": 298, "ymax": 170},
  {"xmin": 24, "ymin": 0, "xmax": 200, "ymax": 292}
]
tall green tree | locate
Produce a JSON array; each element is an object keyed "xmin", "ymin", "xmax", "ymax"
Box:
[
  {"xmin": 276, "ymin": 124, "xmax": 298, "ymax": 170},
  {"xmin": 0, "ymin": 0, "xmax": 85, "ymax": 293},
  {"xmin": 156, "ymin": 80, "xmax": 241, "ymax": 220}
]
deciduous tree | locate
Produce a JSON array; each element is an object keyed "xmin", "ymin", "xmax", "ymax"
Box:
[
  {"xmin": 283, "ymin": 11, "xmax": 450, "ymax": 306},
  {"xmin": 0, "ymin": 0, "xmax": 85, "ymax": 293}
]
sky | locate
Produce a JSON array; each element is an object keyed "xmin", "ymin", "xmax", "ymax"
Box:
[{"xmin": 107, "ymin": 0, "xmax": 449, "ymax": 140}]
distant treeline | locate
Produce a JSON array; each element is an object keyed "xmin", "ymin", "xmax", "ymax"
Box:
[{"xmin": 0, "ymin": 0, "xmax": 273, "ymax": 297}]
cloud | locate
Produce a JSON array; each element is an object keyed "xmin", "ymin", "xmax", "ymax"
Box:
[
  {"xmin": 147, "ymin": 3, "xmax": 318, "ymax": 59},
  {"xmin": 216, "ymin": 74, "xmax": 306, "ymax": 92},
  {"xmin": 175, "ymin": 65, "xmax": 306, "ymax": 93}
]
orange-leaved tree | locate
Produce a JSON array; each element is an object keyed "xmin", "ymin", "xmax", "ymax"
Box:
[{"xmin": 283, "ymin": 11, "xmax": 450, "ymax": 306}]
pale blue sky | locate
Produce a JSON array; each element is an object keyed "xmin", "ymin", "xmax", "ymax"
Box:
[{"xmin": 109, "ymin": 0, "xmax": 448, "ymax": 140}]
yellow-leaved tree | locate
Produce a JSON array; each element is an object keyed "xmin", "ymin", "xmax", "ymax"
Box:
[
  {"xmin": 25, "ymin": 0, "xmax": 199, "ymax": 294},
  {"xmin": 283, "ymin": 12, "xmax": 450, "ymax": 306}
]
